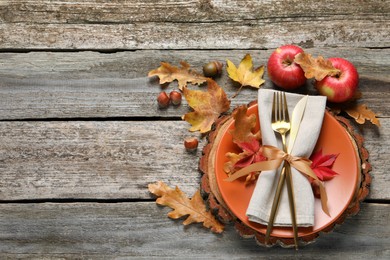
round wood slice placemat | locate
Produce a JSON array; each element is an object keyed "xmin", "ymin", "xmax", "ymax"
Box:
[{"xmin": 200, "ymin": 101, "xmax": 371, "ymax": 247}]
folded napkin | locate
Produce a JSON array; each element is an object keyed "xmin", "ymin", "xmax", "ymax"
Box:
[{"xmin": 246, "ymin": 89, "xmax": 327, "ymax": 227}]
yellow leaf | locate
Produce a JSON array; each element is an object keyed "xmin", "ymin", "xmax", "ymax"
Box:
[
  {"xmin": 294, "ymin": 52, "xmax": 341, "ymax": 81},
  {"xmin": 182, "ymin": 79, "xmax": 230, "ymax": 133},
  {"xmin": 148, "ymin": 181, "xmax": 224, "ymax": 233},
  {"xmin": 148, "ymin": 61, "xmax": 208, "ymax": 90},
  {"xmin": 345, "ymin": 104, "xmax": 381, "ymax": 126},
  {"xmin": 226, "ymin": 54, "xmax": 265, "ymax": 97}
]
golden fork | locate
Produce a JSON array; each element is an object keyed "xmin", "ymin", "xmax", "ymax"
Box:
[{"xmin": 265, "ymin": 91, "xmax": 298, "ymax": 249}]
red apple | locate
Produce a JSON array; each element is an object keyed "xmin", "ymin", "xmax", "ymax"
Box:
[
  {"xmin": 315, "ymin": 57, "xmax": 359, "ymax": 103},
  {"xmin": 267, "ymin": 45, "xmax": 306, "ymax": 90}
]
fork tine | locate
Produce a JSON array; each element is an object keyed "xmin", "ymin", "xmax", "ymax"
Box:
[
  {"xmin": 274, "ymin": 92, "xmax": 278, "ymax": 122},
  {"xmin": 279, "ymin": 92, "xmax": 283, "ymax": 121},
  {"xmin": 272, "ymin": 92, "xmax": 276, "ymax": 123},
  {"xmin": 283, "ymin": 92, "xmax": 289, "ymax": 122}
]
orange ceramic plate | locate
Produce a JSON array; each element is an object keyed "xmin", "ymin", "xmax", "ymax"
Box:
[{"xmin": 215, "ymin": 104, "xmax": 359, "ymax": 238}]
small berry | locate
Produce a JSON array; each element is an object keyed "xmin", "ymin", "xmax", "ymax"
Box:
[
  {"xmin": 169, "ymin": 90, "xmax": 182, "ymax": 106},
  {"xmin": 184, "ymin": 137, "xmax": 199, "ymax": 152},
  {"xmin": 157, "ymin": 91, "xmax": 170, "ymax": 108},
  {"xmin": 203, "ymin": 61, "xmax": 223, "ymax": 78}
]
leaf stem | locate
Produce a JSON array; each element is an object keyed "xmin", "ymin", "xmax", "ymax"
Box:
[{"xmin": 232, "ymin": 85, "xmax": 244, "ymax": 98}]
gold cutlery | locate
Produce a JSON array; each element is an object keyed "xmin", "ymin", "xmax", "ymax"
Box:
[{"xmin": 265, "ymin": 91, "xmax": 298, "ymax": 249}]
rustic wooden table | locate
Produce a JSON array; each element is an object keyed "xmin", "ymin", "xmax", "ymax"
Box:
[{"xmin": 0, "ymin": 1, "xmax": 389, "ymax": 258}]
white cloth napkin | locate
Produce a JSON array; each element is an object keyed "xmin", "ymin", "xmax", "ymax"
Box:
[{"xmin": 246, "ymin": 89, "xmax": 327, "ymax": 227}]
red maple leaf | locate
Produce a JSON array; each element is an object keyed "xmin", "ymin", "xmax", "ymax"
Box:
[
  {"xmin": 234, "ymin": 138, "xmax": 267, "ymax": 168},
  {"xmin": 233, "ymin": 138, "xmax": 267, "ymax": 184},
  {"xmin": 310, "ymin": 149, "xmax": 339, "ymax": 181}
]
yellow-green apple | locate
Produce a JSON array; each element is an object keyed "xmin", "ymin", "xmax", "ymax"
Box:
[
  {"xmin": 267, "ymin": 45, "xmax": 306, "ymax": 90},
  {"xmin": 315, "ymin": 57, "xmax": 359, "ymax": 103}
]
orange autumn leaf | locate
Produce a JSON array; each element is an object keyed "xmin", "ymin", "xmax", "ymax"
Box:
[
  {"xmin": 294, "ymin": 52, "xmax": 341, "ymax": 81},
  {"xmin": 229, "ymin": 105, "xmax": 260, "ymax": 144},
  {"xmin": 226, "ymin": 54, "xmax": 265, "ymax": 98},
  {"xmin": 344, "ymin": 104, "xmax": 381, "ymax": 126},
  {"xmin": 148, "ymin": 61, "xmax": 208, "ymax": 90},
  {"xmin": 224, "ymin": 152, "xmax": 244, "ymax": 175},
  {"xmin": 182, "ymin": 79, "xmax": 230, "ymax": 133},
  {"xmin": 148, "ymin": 181, "xmax": 224, "ymax": 233},
  {"xmin": 330, "ymin": 100, "xmax": 380, "ymax": 126},
  {"xmin": 224, "ymin": 106, "xmax": 265, "ymax": 184}
]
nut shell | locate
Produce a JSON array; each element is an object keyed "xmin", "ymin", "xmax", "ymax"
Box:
[
  {"xmin": 203, "ymin": 61, "xmax": 223, "ymax": 78},
  {"xmin": 169, "ymin": 90, "xmax": 182, "ymax": 106},
  {"xmin": 184, "ymin": 137, "xmax": 199, "ymax": 152},
  {"xmin": 157, "ymin": 91, "xmax": 170, "ymax": 108}
]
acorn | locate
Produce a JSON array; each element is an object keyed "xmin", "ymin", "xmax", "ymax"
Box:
[{"xmin": 203, "ymin": 61, "xmax": 223, "ymax": 78}]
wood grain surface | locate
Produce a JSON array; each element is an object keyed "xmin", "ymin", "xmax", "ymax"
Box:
[
  {"xmin": 0, "ymin": 202, "xmax": 388, "ymax": 258},
  {"xmin": 0, "ymin": 0, "xmax": 389, "ymax": 258},
  {"xmin": 0, "ymin": 49, "xmax": 388, "ymax": 119},
  {"xmin": 0, "ymin": 0, "xmax": 389, "ymax": 49},
  {"xmin": 0, "ymin": 119, "xmax": 388, "ymax": 201}
]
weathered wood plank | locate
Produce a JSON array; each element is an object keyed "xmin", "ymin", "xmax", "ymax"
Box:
[
  {"xmin": 0, "ymin": 119, "xmax": 388, "ymax": 201},
  {"xmin": 1, "ymin": 20, "xmax": 388, "ymax": 50},
  {"xmin": 0, "ymin": 0, "xmax": 388, "ymax": 49},
  {"xmin": 0, "ymin": 120, "xmax": 203, "ymax": 201},
  {"xmin": 0, "ymin": 49, "xmax": 389, "ymax": 120},
  {"xmin": 0, "ymin": 1, "xmax": 387, "ymax": 257},
  {"xmin": 0, "ymin": 202, "xmax": 388, "ymax": 258},
  {"xmin": 2, "ymin": 0, "xmax": 389, "ymax": 24}
]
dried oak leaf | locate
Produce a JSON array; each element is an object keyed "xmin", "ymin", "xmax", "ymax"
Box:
[
  {"xmin": 229, "ymin": 105, "xmax": 260, "ymax": 144},
  {"xmin": 294, "ymin": 52, "xmax": 340, "ymax": 81},
  {"xmin": 148, "ymin": 61, "xmax": 208, "ymax": 90},
  {"xmin": 310, "ymin": 149, "xmax": 339, "ymax": 181},
  {"xmin": 148, "ymin": 181, "xmax": 224, "ymax": 233},
  {"xmin": 344, "ymin": 104, "xmax": 381, "ymax": 126},
  {"xmin": 330, "ymin": 99, "xmax": 381, "ymax": 126},
  {"xmin": 224, "ymin": 106, "xmax": 265, "ymax": 184},
  {"xmin": 182, "ymin": 79, "xmax": 230, "ymax": 133},
  {"xmin": 226, "ymin": 54, "xmax": 265, "ymax": 98}
]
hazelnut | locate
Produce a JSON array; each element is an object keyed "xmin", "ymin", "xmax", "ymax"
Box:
[
  {"xmin": 169, "ymin": 90, "xmax": 182, "ymax": 106},
  {"xmin": 157, "ymin": 91, "xmax": 170, "ymax": 108},
  {"xmin": 184, "ymin": 137, "xmax": 199, "ymax": 152}
]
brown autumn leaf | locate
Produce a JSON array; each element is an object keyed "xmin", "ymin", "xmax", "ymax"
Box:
[
  {"xmin": 182, "ymin": 79, "xmax": 231, "ymax": 133},
  {"xmin": 224, "ymin": 152, "xmax": 244, "ymax": 175},
  {"xmin": 229, "ymin": 105, "xmax": 260, "ymax": 144},
  {"xmin": 224, "ymin": 106, "xmax": 260, "ymax": 175},
  {"xmin": 294, "ymin": 52, "xmax": 341, "ymax": 81},
  {"xmin": 329, "ymin": 93, "xmax": 380, "ymax": 126},
  {"xmin": 224, "ymin": 106, "xmax": 265, "ymax": 184},
  {"xmin": 148, "ymin": 61, "xmax": 208, "ymax": 90},
  {"xmin": 148, "ymin": 181, "xmax": 224, "ymax": 233},
  {"xmin": 344, "ymin": 103, "xmax": 381, "ymax": 126},
  {"xmin": 226, "ymin": 54, "xmax": 265, "ymax": 98}
]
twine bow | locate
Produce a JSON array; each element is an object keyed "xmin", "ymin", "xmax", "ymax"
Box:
[{"xmin": 225, "ymin": 145, "xmax": 330, "ymax": 216}]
